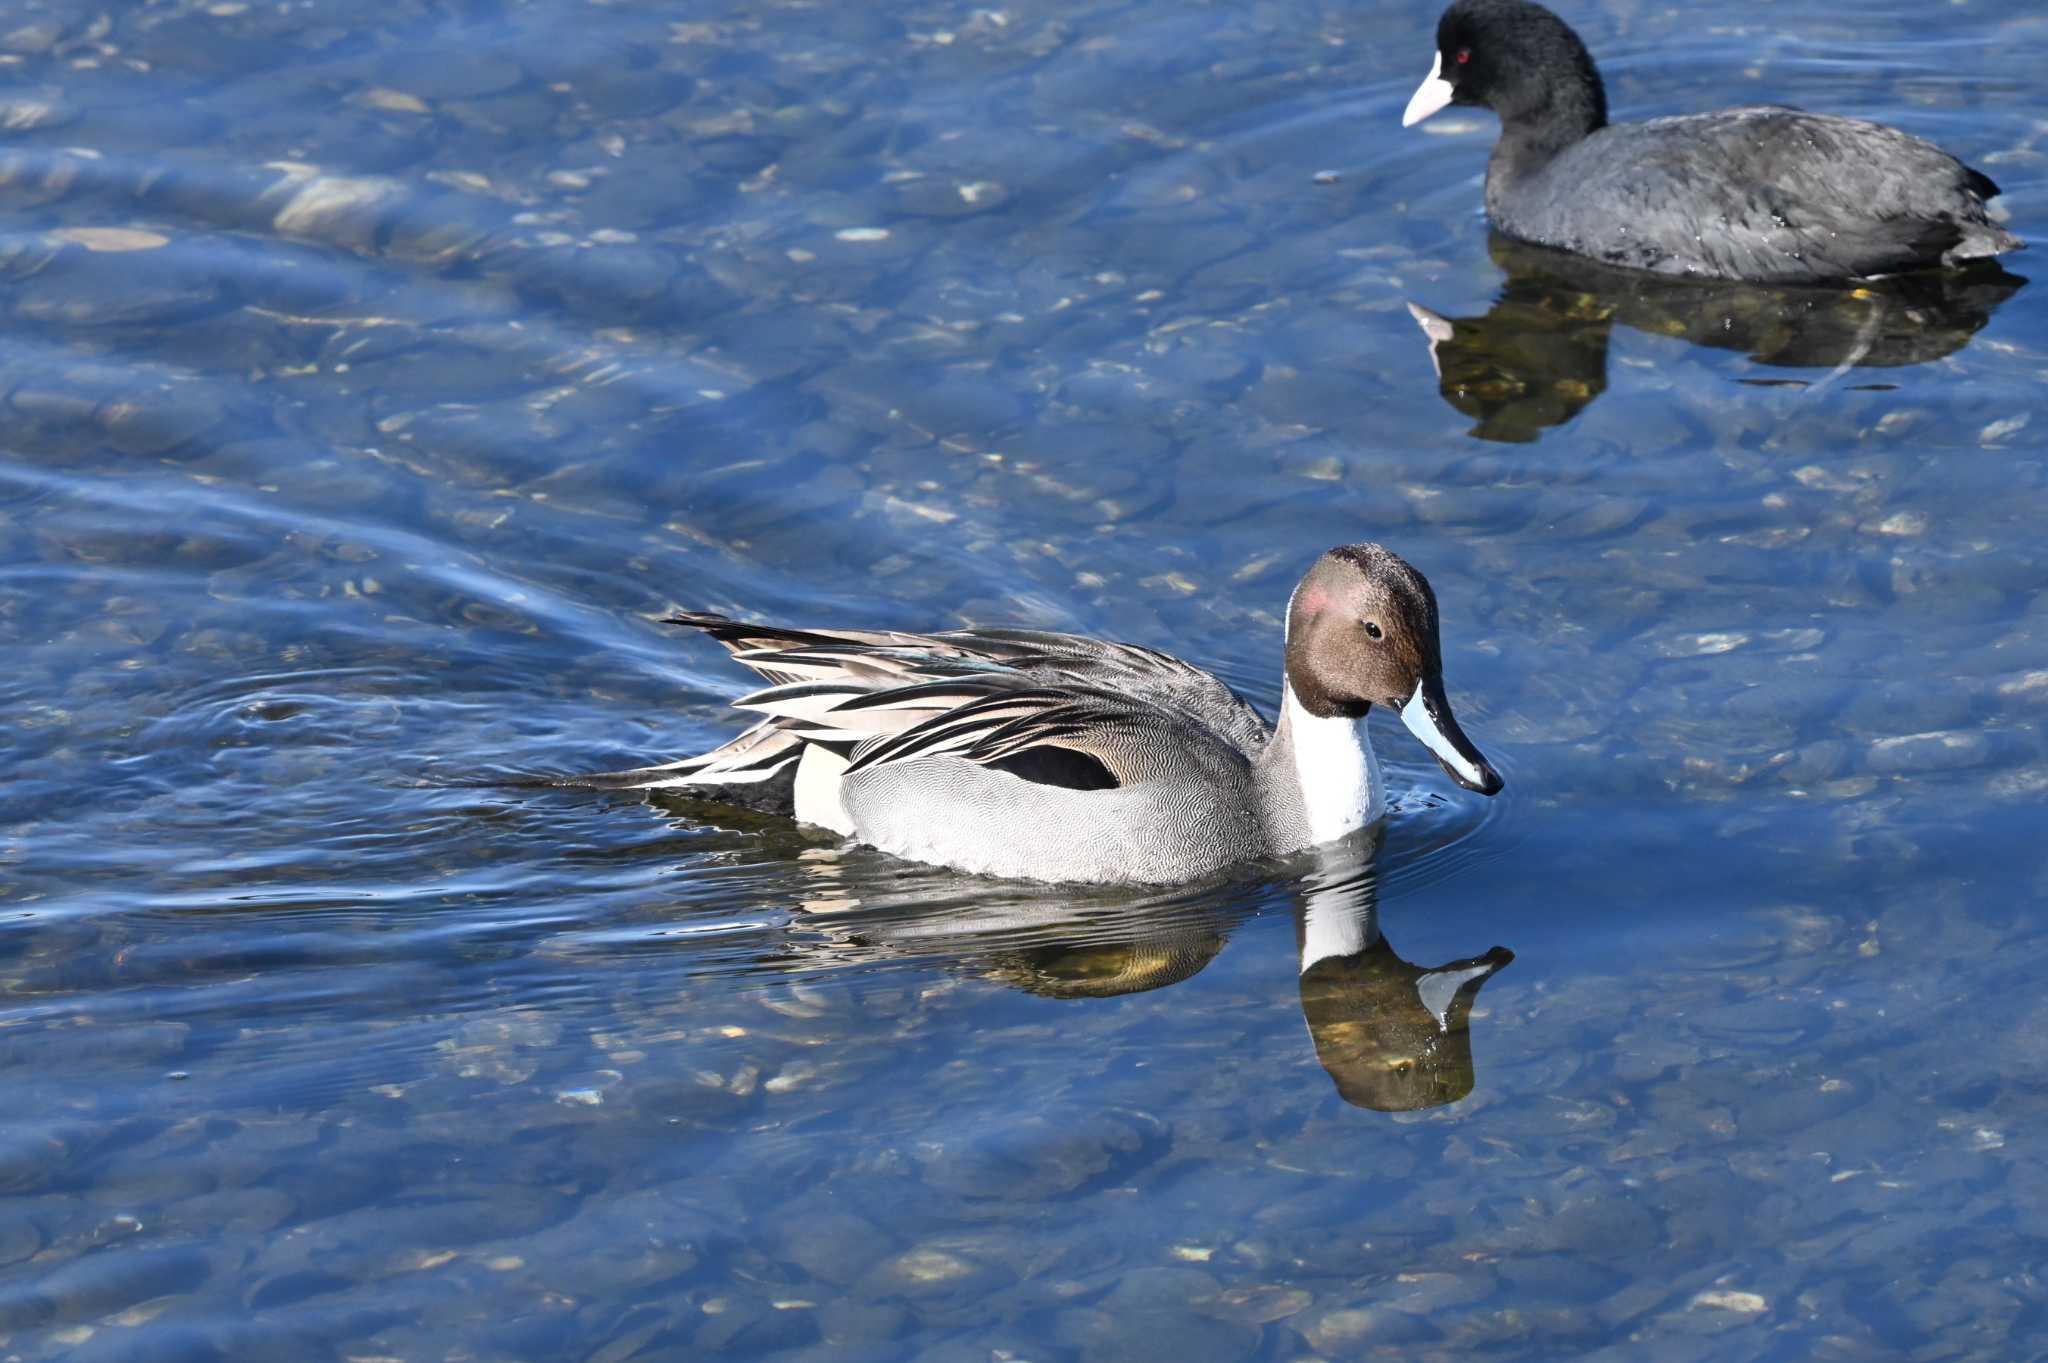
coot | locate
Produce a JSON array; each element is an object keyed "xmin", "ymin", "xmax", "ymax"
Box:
[{"xmin": 1401, "ymin": 0, "xmax": 2022, "ymax": 280}]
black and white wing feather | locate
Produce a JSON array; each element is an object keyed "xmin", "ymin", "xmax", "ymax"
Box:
[{"xmin": 585, "ymin": 611, "xmax": 1271, "ymax": 802}]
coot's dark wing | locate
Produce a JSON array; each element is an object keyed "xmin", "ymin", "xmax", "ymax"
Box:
[{"xmin": 1508, "ymin": 108, "xmax": 2019, "ymax": 281}]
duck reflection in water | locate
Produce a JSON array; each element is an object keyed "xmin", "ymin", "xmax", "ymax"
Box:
[
  {"xmin": 729, "ymin": 821, "xmax": 1511, "ymax": 1112},
  {"xmin": 1293, "ymin": 837, "xmax": 1511, "ymax": 1111},
  {"xmin": 1409, "ymin": 233, "xmax": 2026, "ymax": 442}
]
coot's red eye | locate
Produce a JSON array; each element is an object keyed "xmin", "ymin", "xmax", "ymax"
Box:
[{"xmin": 1455, "ymin": 47, "xmax": 1471, "ymax": 65}]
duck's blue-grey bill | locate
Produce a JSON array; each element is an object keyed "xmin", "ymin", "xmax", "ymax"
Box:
[{"xmin": 1399, "ymin": 675, "xmax": 1503, "ymax": 795}]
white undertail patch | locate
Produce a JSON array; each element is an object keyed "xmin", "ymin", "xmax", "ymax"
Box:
[{"xmin": 792, "ymin": 744, "xmax": 854, "ymax": 835}]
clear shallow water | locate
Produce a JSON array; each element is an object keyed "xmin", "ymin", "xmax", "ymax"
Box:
[{"xmin": 2, "ymin": 0, "xmax": 2045, "ymax": 1358}]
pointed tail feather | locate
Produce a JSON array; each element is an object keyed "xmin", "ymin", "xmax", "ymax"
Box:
[{"xmin": 581, "ymin": 718, "xmax": 803, "ymax": 790}]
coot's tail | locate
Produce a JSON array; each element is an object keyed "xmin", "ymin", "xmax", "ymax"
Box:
[
  {"xmin": 1946, "ymin": 221, "xmax": 2026, "ymax": 265},
  {"xmin": 1948, "ymin": 165, "xmax": 2025, "ymax": 264}
]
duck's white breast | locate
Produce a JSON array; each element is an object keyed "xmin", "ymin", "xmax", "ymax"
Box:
[{"xmin": 1284, "ymin": 684, "xmax": 1386, "ymax": 847}]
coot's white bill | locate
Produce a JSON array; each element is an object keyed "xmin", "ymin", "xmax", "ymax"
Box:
[{"xmin": 1402, "ymin": 51, "xmax": 1454, "ymax": 126}]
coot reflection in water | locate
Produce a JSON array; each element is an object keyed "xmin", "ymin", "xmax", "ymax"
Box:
[
  {"xmin": 629, "ymin": 814, "xmax": 1515, "ymax": 1114},
  {"xmin": 1408, "ymin": 233, "xmax": 2027, "ymax": 442}
]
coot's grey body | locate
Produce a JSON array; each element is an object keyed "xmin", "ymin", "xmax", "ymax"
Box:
[
  {"xmin": 1404, "ymin": 0, "xmax": 2022, "ymax": 282},
  {"xmin": 1495, "ymin": 107, "xmax": 2015, "ymax": 281}
]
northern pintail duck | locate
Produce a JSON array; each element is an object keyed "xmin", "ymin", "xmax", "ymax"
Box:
[{"xmin": 597, "ymin": 543, "xmax": 1502, "ymax": 883}]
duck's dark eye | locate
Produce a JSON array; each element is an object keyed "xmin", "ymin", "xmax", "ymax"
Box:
[
  {"xmin": 1363, "ymin": 620, "xmax": 1383, "ymax": 640},
  {"xmin": 1454, "ymin": 47, "xmax": 1471, "ymax": 65}
]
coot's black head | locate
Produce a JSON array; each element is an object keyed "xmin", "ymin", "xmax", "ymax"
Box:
[{"xmin": 1402, "ymin": 0, "xmax": 1607, "ymax": 142}]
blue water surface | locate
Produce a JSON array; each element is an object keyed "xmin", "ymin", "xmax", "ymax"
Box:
[{"xmin": 2, "ymin": 0, "xmax": 2046, "ymax": 1359}]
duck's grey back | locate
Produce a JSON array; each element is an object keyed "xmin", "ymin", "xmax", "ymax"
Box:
[{"xmin": 950, "ymin": 628, "xmax": 1272, "ymax": 756}]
